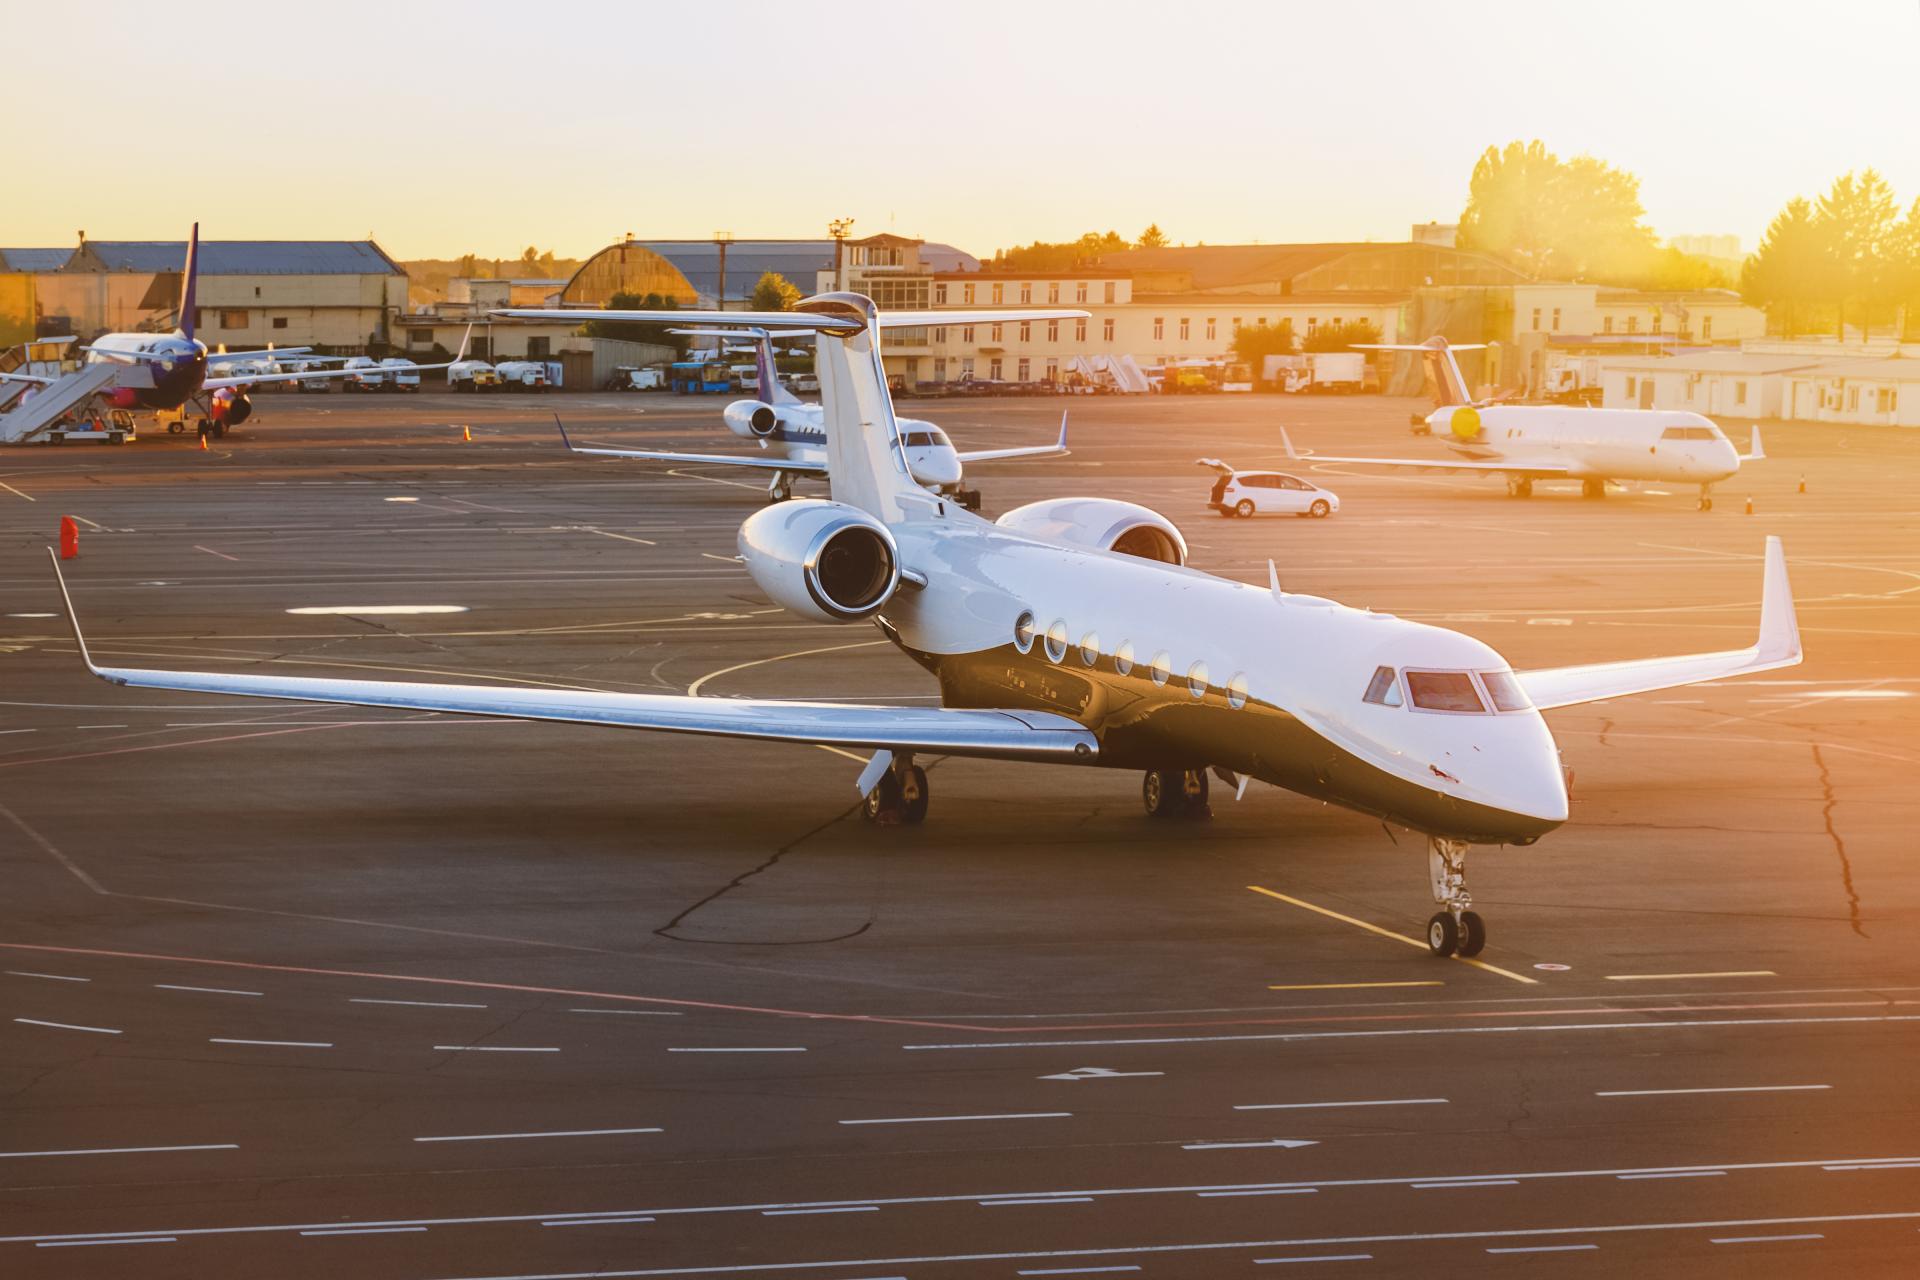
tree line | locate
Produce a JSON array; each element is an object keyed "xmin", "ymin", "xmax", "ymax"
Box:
[{"xmin": 1742, "ymin": 172, "xmax": 1919, "ymax": 339}]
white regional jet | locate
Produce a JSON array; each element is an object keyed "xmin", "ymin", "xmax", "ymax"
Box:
[
  {"xmin": 540, "ymin": 320, "xmax": 1070, "ymax": 508},
  {"xmin": 49, "ymin": 292, "xmax": 1803, "ymax": 959},
  {"xmin": 1287, "ymin": 336, "xmax": 1764, "ymax": 510}
]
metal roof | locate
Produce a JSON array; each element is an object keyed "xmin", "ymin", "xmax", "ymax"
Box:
[
  {"xmin": 1780, "ymin": 357, "xmax": 1920, "ymax": 380},
  {"xmin": 1598, "ymin": 352, "xmax": 1823, "ymax": 375},
  {"xmin": 638, "ymin": 240, "xmax": 979, "ymax": 301},
  {"xmin": 0, "ymin": 248, "xmax": 74, "ymax": 272},
  {"xmin": 72, "ymin": 241, "xmax": 405, "ymax": 275}
]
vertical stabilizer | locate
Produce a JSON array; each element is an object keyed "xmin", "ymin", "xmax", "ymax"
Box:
[
  {"xmin": 754, "ymin": 329, "xmax": 802, "ymax": 408},
  {"xmin": 1354, "ymin": 336, "xmax": 1479, "ymax": 408},
  {"xmin": 179, "ymin": 222, "xmax": 200, "ymax": 342},
  {"xmin": 799, "ymin": 294, "xmax": 919, "ymax": 521}
]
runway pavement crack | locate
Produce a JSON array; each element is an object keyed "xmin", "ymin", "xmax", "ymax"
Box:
[
  {"xmin": 653, "ymin": 802, "xmax": 875, "ymax": 945},
  {"xmin": 1811, "ymin": 744, "xmax": 1867, "ymax": 940}
]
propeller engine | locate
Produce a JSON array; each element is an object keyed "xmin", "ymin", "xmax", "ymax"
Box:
[
  {"xmin": 722, "ymin": 400, "xmax": 782, "ymax": 439},
  {"xmin": 737, "ymin": 499, "xmax": 901, "ymax": 624}
]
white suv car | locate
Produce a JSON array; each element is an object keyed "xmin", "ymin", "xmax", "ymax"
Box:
[{"xmin": 1199, "ymin": 459, "xmax": 1340, "ymax": 519}]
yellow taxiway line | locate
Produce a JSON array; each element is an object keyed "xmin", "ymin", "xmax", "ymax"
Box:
[
  {"xmin": 1247, "ymin": 885, "xmax": 1538, "ymax": 985},
  {"xmin": 1266, "ymin": 980, "xmax": 1445, "ymax": 991}
]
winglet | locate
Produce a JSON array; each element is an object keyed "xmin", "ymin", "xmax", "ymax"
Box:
[
  {"xmin": 45, "ymin": 547, "xmax": 102, "ymax": 677},
  {"xmin": 553, "ymin": 414, "xmax": 577, "ymax": 453},
  {"xmin": 1268, "ymin": 558, "xmax": 1283, "ymax": 601},
  {"xmin": 1056, "ymin": 409, "xmax": 1070, "ymax": 453},
  {"xmin": 454, "ymin": 322, "xmax": 473, "ymax": 364},
  {"xmin": 1281, "ymin": 426, "xmax": 1300, "ymax": 460},
  {"xmin": 1742, "ymin": 424, "xmax": 1765, "ymax": 462},
  {"xmin": 1756, "ymin": 535, "xmax": 1800, "ymax": 665}
]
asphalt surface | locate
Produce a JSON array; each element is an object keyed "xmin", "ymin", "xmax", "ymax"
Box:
[{"xmin": 2, "ymin": 386, "xmax": 1917, "ymax": 1279}]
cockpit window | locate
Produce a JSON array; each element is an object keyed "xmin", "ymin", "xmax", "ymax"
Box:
[
  {"xmin": 1405, "ymin": 670, "xmax": 1486, "ymax": 713},
  {"xmin": 1362, "ymin": 665, "xmax": 1402, "ymax": 707},
  {"xmin": 1660, "ymin": 426, "xmax": 1720, "ymax": 441},
  {"xmin": 1479, "ymin": 669, "xmax": 1532, "ymax": 712},
  {"xmin": 902, "ymin": 430, "xmax": 951, "ymax": 448}
]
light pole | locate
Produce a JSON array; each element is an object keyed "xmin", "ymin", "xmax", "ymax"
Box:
[
  {"xmin": 714, "ymin": 231, "xmax": 733, "ymax": 310},
  {"xmin": 828, "ymin": 218, "xmax": 855, "ymax": 292}
]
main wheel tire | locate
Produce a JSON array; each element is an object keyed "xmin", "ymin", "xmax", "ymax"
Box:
[
  {"xmin": 1427, "ymin": 912, "xmax": 1460, "ymax": 958},
  {"xmin": 1142, "ymin": 770, "xmax": 1181, "ymax": 819},
  {"xmin": 1700, "ymin": 497, "xmax": 1713, "ymax": 511},
  {"xmin": 863, "ymin": 772, "xmax": 904, "ymax": 823},
  {"xmin": 1309, "ymin": 499, "xmax": 1330, "ymax": 518},
  {"xmin": 1235, "ymin": 500, "xmax": 1256, "ymax": 518},
  {"xmin": 1457, "ymin": 910, "xmax": 1487, "ymax": 958},
  {"xmin": 901, "ymin": 766, "xmax": 929, "ymax": 825}
]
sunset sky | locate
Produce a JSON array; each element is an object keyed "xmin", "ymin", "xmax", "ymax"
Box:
[{"xmin": 9, "ymin": 0, "xmax": 1917, "ymax": 261}]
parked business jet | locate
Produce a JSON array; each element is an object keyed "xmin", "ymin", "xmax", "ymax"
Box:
[
  {"xmin": 542, "ymin": 321, "xmax": 1070, "ymax": 508},
  {"xmin": 1298, "ymin": 336, "xmax": 1764, "ymax": 510},
  {"xmin": 0, "ymin": 225, "xmax": 468, "ymax": 436},
  {"xmin": 50, "ymin": 293, "xmax": 1802, "ymax": 959}
]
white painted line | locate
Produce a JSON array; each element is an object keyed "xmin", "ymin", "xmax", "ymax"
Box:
[
  {"xmin": 761, "ymin": 1206, "xmax": 878, "ymax": 1217},
  {"xmin": 6, "ymin": 612, "xmax": 58, "ymax": 618},
  {"xmin": 1197, "ymin": 1188, "xmax": 1317, "ymax": 1198},
  {"xmin": 0, "ymin": 1143, "xmax": 237, "ymax": 1160},
  {"xmin": 15, "ymin": 1017, "xmax": 120, "ymax": 1035},
  {"xmin": 1711, "ymin": 1234, "xmax": 1823, "ymax": 1244},
  {"xmin": 1598, "ymin": 1085, "xmax": 1829, "ymax": 1097},
  {"xmin": 668, "ymin": 1046, "xmax": 804, "ymax": 1053},
  {"xmin": 1183, "ymin": 1139, "xmax": 1317, "ymax": 1151},
  {"xmin": 209, "ymin": 1038, "xmax": 332, "ymax": 1048},
  {"xmin": 156, "ymin": 983, "xmax": 262, "ymax": 997},
  {"xmin": 37, "ymin": 1238, "xmax": 175, "ymax": 1248},
  {"xmin": 1019, "ymin": 1268, "xmax": 1142, "ymax": 1276},
  {"xmin": 1235, "ymin": 1098, "xmax": 1447, "ymax": 1111},
  {"xmin": 569, "ymin": 1007, "xmax": 682, "ymax": 1016},
  {"xmin": 1255, "ymin": 1257, "xmax": 1373, "ymax": 1266},
  {"xmin": 982, "ymin": 1198, "xmax": 1095, "ymax": 1207},
  {"xmin": 415, "ymin": 1128, "xmax": 662, "ymax": 1144},
  {"xmin": 1488, "ymin": 1244, "xmax": 1598, "ymax": 1254},
  {"xmin": 542, "ymin": 1217, "xmax": 656, "ymax": 1227},
  {"xmin": 301, "ymin": 1227, "xmax": 428, "ymax": 1237},
  {"xmin": 1605, "ymin": 971, "xmax": 1776, "ymax": 981},
  {"xmin": 5, "ymin": 970, "xmax": 89, "ymax": 982},
  {"xmin": 351, "ymin": 997, "xmax": 489, "ymax": 1009},
  {"xmin": 1618, "ymin": 1171, "xmax": 1726, "ymax": 1180},
  {"xmin": 286, "ymin": 605, "xmax": 470, "ymax": 615},
  {"xmin": 1825, "ymin": 1162, "xmax": 1920, "ymax": 1171},
  {"xmin": 432, "ymin": 1045, "xmax": 558, "ymax": 1053},
  {"xmin": 841, "ymin": 1112, "xmax": 1071, "ymax": 1126},
  {"xmin": 1413, "ymin": 1180, "xmax": 1518, "ymax": 1189}
]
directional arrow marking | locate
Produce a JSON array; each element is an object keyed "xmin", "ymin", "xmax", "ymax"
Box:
[{"xmin": 1040, "ymin": 1067, "xmax": 1167, "ymax": 1081}]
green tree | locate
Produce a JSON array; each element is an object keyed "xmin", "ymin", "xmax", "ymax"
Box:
[
  {"xmin": 1230, "ymin": 319, "xmax": 1297, "ymax": 368},
  {"xmin": 1457, "ymin": 140, "xmax": 1658, "ymax": 282},
  {"xmin": 992, "ymin": 230, "xmax": 1130, "ymax": 271},
  {"xmin": 1741, "ymin": 197, "xmax": 1829, "ymax": 337},
  {"xmin": 1643, "ymin": 246, "xmax": 1731, "ymax": 291},
  {"xmin": 748, "ymin": 271, "xmax": 801, "ymax": 312},
  {"xmin": 582, "ymin": 291, "xmax": 685, "ymax": 354},
  {"xmin": 1813, "ymin": 169, "xmax": 1901, "ymax": 339},
  {"xmin": 1893, "ymin": 197, "xmax": 1920, "ymax": 339},
  {"xmin": 1301, "ymin": 318, "xmax": 1383, "ymax": 353},
  {"xmin": 1135, "ymin": 223, "xmax": 1169, "ymax": 250}
]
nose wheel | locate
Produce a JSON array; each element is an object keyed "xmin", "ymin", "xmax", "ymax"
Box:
[
  {"xmin": 1426, "ymin": 837, "xmax": 1486, "ymax": 958},
  {"xmin": 1697, "ymin": 484, "xmax": 1714, "ymax": 512}
]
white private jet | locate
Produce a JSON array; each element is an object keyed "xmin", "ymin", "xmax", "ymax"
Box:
[
  {"xmin": 535, "ymin": 320, "xmax": 1070, "ymax": 508},
  {"xmin": 49, "ymin": 293, "xmax": 1803, "ymax": 959},
  {"xmin": 1290, "ymin": 336, "xmax": 1764, "ymax": 510}
]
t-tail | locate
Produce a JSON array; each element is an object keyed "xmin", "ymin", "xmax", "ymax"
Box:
[
  {"xmin": 800, "ymin": 294, "xmax": 922, "ymax": 521},
  {"xmin": 1353, "ymin": 335, "xmax": 1482, "ymax": 409},
  {"xmin": 178, "ymin": 222, "xmax": 200, "ymax": 343}
]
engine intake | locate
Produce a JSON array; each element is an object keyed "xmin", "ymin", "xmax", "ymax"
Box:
[
  {"xmin": 738, "ymin": 500, "xmax": 901, "ymax": 623},
  {"xmin": 723, "ymin": 400, "xmax": 781, "ymax": 438},
  {"xmin": 996, "ymin": 497, "xmax": 1187, "ymax": 566}
]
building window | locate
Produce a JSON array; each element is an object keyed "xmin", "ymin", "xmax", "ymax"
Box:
[
  {"xmin": 1205, "ymin": 318, "xmax": 1216, "ymax": 341},
  {"xmin": 1603, "ymin": 316, "xmax": 1614, "ymax": 334},
  {"xmin": 528, "ymin": 337, "xmax": 550, "ymax": 357},
  {"xmin": 1626, "ymin": 376, "xmax": 1637, "ymax": 397},
  {"xmin": 1307, "ymin": 317, "xmax": 1318, "ymax": 334},
  {"xmin": 1075, "ymin": 319, "xmax": 1087, "ymax": 342},
  {"xmin": 962, "ymin": 326, "xmax": 974, "ymax": 343},
  {"xmin": 1048, "ymin": 282, "xmax": 1060, "ymax": 304},
  {"xmin": 1047, "ymin": 320, "xmax": 1059, "ymax": 342},
  {"xmin": 934, "ymin": 357, "xmax": 947, "ymax": 380},
  {"xmin": 1627, "ymin": 316, "xmax": 1639, "ymax": 334},
  {"xmin": 1019, "ymin": 321, "xmax": 1031, "ymax": 342},
  {"xmin": 1551, "ymin": 307, "xmax": 1561, "ymax": 331},
  {"xmin": 1075, "ymin": 282, "xmax": 1087, "ymax": 303},
  {"xmin": 1179, "ymin": 318, "xmax": 1190, "ymax": 341},
  {"xmin": 1735, "ymin": 381, "xmax": 1747, "ymax": 406},
  {"xmin": 961, "ymin": 357, "xmax": 974, "ymax": 378},
  {"xmin": 1020, "ymin": 283, "xmax": 1031, "ymax": 304},
  {"xmin": 1652, "ymin": 313, "xmax": 1663, "ymax": 334},
  {"xmin": 989, "ymin": 357, "xmax": 1003, "ymax": 380},
  {"xmin": 1703, "ymin": 316, "xmax": 1713, "ymax": 340},
  {"xmin": 1045, "ymin": 357, "xmax": 1058, "ymax": 381},
  {"xmin": 992, "ymin": 283, "xmax": 1004, "ymax": 304},
  {"xmin": 1531, "ymin": 307, "xmax": 1541, "ymax": 331},
  {"xmin": 221, "ymin": 310, "xmax": 249, "ymax": 329},
  {"xmin": 1847, "ymin": 386, "xmax": 1860, "ymax": 412},
  {"xmin": 1103, "ymin": 318, "xmax": 1114, "ymax": 342},
  {"xmin": 1104, "ymin": 281, "xmax": 1116, "ymax": 304},
  {"xmin": 963, "ymin": 283, "xmax": 975, "ymax": 305},
  {"xmin": 935, "ymin": 284, "xmax": 947, "ymax": 305},
  {"xmin": 991, "ymin": 324, "xmax": 1002, "ymax": 342},
  {"xmin": 1887, "ymin": 389, "xmax": 1899, "ymax": 413},
  {"xmin": 933, "ymin": 327, "xmax": 947, "ymax": 343},
  {"xmin": 1153, "ymin": 317, "xmax": 1164, "ymax": 340},
  {"xmin": 1017, "ymin": 357, "xmax": 1031, "ymax": 381},
  {"xmin": 272, "ymin": 317, "xmax": 289, "ymax": 330},
  {"xmin": 409, "ymin": 328, "xmax": 433, "ymax": 346}
]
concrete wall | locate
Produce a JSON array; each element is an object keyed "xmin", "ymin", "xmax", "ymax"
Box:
[{"xmin": 1782, "ymin": 374, "xmax": 1920, "ymax": 427}]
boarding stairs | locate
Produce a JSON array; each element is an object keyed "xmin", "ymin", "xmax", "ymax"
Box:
[{"xmin": 0, "ymin": 362, "xmax": 120, "ymax": 443}]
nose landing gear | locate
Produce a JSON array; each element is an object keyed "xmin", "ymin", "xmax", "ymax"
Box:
[
  {"xmin": 1697, "ymin": 484, "xmax": 1714, "ymax": 512},
  {"xmin": 1426, "ymin": 836, "xmax": 1486, "ymax": 958}
]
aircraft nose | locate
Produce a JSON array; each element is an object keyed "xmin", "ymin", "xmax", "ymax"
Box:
[
  {"xmin": 1499, "ymin": 729, "xmax": 1570, "ymax": 825},
  {"xmin": 920, "ymin": 451, "xmax": 962, "ymax": 487}
]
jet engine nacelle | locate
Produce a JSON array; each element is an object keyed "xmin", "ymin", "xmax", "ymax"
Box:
[
  {"xmin": 212, "ymin": 387, "xmax": 253, "ymax": 426},
  {"xmin": 106, "ymin": 386, "xmax": 142, "ymax": 410},
  {"xmin": 995, "ymin": 497, "xmax": 1188, "ymax": 566},
  {"xmin": 737, "ymin": 499, "xmax": 902, "ymax": 624},
  {"xmin": 723, "ymin": 400, "xmax": 782, "ymax": 439}
]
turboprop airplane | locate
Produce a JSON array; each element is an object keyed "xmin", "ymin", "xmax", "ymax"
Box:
[
  {"xmin": 534, "ymin": 320, "xmax": 1070, "ymax": 508},
  {"xmin": 48, "ymin": 292, "xmax": 1803, "ymax": 960},
  {"xmin": 0, "ymin": 225, "xmax": 469, "ymax": 437},
  {"xmin": 1290, "ymin": 336, "xmax": 1764, "ymax": 510}
]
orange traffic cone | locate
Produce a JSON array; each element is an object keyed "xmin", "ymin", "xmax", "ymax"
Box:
[
  {"xmin": 462, "ymin": 425, "xmax": 472, "ymax": 442},
  {"xmin": 58, "ymin": 516, "xmax": 79, "ymax": 560},
  {"xmin": 199, "ymin": 433, "xmax": 209, "ymax": 452},
  {"xmin": 1798, "ymin": 475, "xmax": 1806, "ymax": 493},
  {"xmin": 1745, "ymin": 495, "xmax": 1754, "ymax": 515}
]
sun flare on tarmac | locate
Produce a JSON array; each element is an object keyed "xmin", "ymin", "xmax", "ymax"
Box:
[{"xmin": 2, "ymin": 4, "xmax": 1919, "ymax": 1278}]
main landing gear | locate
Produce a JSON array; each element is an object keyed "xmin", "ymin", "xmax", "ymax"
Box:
[
  {"xmin": 863, "ymin": 753, "xmax": 929, "ymax": 825},
  {"xmin": 1142, "ymin": 767, "xmax": 1211, "ymax": 820},
  {"xmin": 1580, "ymin": 478, "xmax": 1607, "ymax": 500},
  {"xmin": 1425, "ymin": 836, "xmax": 1486, "ymax": 958},
  {"xmin": 1505, "ymin": 476, "xmax": 1533, "ymax": 499},
  {"xmin": 1697, "ymin": 484, "xmax": 1714, "ymax": 512},
  {"xmin": 767, "ymin": 471, "xmax": 795, "ymax": 503}
]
